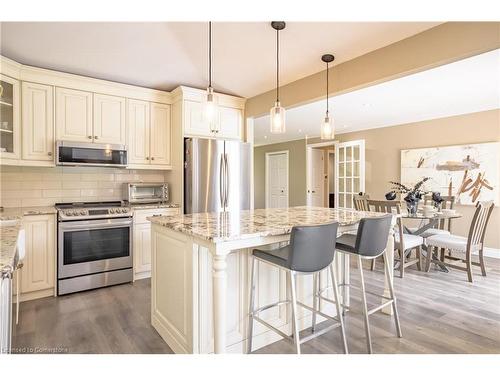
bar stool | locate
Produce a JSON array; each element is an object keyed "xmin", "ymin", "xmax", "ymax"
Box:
[
  {"xmin": 334, "ymin": 215, "xmax": 402, "ymax": 354},
  {"xmin": 247, "ymin": 222, "xmax": 348, "ymax": 354}
]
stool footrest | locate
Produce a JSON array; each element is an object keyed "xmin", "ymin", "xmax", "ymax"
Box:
[{"xmin": 252, "ymin": 300, "xmax": 291, "ymax": 315}]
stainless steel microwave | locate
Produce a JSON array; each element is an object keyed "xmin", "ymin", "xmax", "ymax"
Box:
[
  {"xmin": 124, "ymin": 183, "xmax": 169, "ymax": 204},
  {"xmin": 56, "ymin": 141, "xmax": 127, "ymax": 168}
]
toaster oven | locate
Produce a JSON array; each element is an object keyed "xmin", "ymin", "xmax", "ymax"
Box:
[{"xmin": 124, "ymin": 183, "xmax": 169, "ymax": 204}]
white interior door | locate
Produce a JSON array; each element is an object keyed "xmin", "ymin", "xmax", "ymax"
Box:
[
  {"xmin": 335, "ymin": 140, "xmax": 365, "ymax": 208},
  {"xmin": 266, "ymin": 152, "xmax": 289, "ymax": 208},
  {"xmin": 307, "ymin": 148, "xmax": 324, "ymax": 207}
]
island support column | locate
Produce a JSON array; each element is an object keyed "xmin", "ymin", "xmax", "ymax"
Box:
[{"xmin": 212, "ymin": 251, "xmax": 228, "ymax": 353}]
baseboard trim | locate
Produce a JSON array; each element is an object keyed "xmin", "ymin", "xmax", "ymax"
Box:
[{"xmin": 484, "ymin": 247, "xmax": 500, "ymax": 259}]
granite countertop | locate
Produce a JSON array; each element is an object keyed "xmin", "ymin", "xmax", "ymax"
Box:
[
  {"xmin": 0, "ymin": 206, "xmax": 57, "ymax": 221},
  {"xmin": 0, "ymin": 219, "xmax": 22, "ymax": 274},
  {"xmin": 148, "ymin": 206, "xmax": 387, "ymax": 243},
  {"xmin": 126, "ymin": 202, "xmax": 180, "ymax": 210}
]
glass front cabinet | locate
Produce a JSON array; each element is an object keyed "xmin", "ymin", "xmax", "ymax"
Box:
[{"xmin": 0, "ymin": 74, "xmax": 20, "ymax": 160}]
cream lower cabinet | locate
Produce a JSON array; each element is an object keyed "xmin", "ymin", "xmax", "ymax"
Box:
[
  {"xmin": 133, "ymin": 208, "xmax": 178, "ymax": 279},
  {"xmin": 20, "ymin": 214, "xmax": 56, "ymax": 300},
  {"xmin": 22, "ymin": 82, "xmax": 55, "ymax": 162}
]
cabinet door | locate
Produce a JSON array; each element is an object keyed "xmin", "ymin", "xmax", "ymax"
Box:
[
  {"xmin": 21, "ymin": 215, "xmax": 56, "ymax": 293},
  {"xmin": 127, "ymin": 99, "xmax": 150, "ymax": 165},
  {"xmin": 183, "ymin": 100, "xmax": 211, "ymax": 137},
  {"xmin": 150, "ymin": 102, "xmax": 171, "ymax": 166},
  {"xmin": 134, "ymin": 223, "xmax": 152, "ymax": 275},
  {"xmin": 0, "ymin": 74, "xmax": 20, "ymax": 160},
  {"xmin": 22, "ymin": 82, "xmax": 54, "ymax": 161},
  {"xmin": 93, "ymin": 93, "xmax": 126, "ymax": 144},
  {"xmin": 218, "ymin": 106, "xmax": 242, "ymax": 140},
  {"xmin": 55, "ymin": 87, "xmax": 93, "ymax": 142}
]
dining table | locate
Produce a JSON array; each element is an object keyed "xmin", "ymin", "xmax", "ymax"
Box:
[{"xmin": 401, "ymin": 211, "xmax": 463, "ymax": 272}]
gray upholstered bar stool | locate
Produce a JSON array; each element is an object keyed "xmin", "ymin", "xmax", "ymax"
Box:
[
  {"xmin": 333, "ymin": 215, "xmax": 402, "ymax": 354},
  {"xmin": 247, "ymin": 222, "xmax": 348, "ymax": 354}
]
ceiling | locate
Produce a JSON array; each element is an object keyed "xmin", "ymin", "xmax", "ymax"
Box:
[
  {"xmin": 0, "ymin": 22, "xmax": 440, "ymax": 98},
  {"xmin": 254, "ymin": 49, "xmax": 500, "ymax": 146}
]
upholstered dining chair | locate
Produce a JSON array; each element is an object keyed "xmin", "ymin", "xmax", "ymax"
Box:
[
  {"xmin": 426, "ymin": 201, "xmax": 494, "ymax": 282},
  {"xmin": 353, "ymin": 194, "xmax": 377, "ymax": 271},
  {"xmin": 368, "ymin": 200, "xmax": 423, "ymax": 278}
]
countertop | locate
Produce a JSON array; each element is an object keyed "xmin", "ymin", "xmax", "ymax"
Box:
[
  {"xmin": 0, "ymin": 219, "xmax": 22, "ymax": 274},
  {"xmin": 0, "ymin": 206, "xmax": 57, "ymax": 221},
  {"xmin": 148, "ymin": 206, "xmax": 387, "ymax": 243}
]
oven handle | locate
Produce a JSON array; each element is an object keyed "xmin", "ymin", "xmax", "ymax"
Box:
[{"xmin": 59, "ymin": 218, "xmax": 133, "ymax": 231}]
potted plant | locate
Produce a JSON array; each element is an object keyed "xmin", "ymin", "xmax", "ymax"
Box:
[{"xmin": 387, "ymin": 177, "xmax": 430, "ymax": 215}]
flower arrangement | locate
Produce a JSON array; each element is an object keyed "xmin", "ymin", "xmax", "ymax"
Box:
[
  {"xmin": 431, "ymin": 191, "xmax": 444, "ymax": 209},
  {"xmin": 386, "ymin": 177, "xmax": 431, "ymax": 214}
]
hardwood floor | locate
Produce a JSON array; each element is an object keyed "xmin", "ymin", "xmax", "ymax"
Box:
[{"xmin": 12, "ymin": 258, "xmax": 500, "ymax": 354}]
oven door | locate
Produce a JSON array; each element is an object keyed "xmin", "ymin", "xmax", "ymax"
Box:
[{"xmin": 58, "ymin": 218, "xmax": 133, "ymax": 279}]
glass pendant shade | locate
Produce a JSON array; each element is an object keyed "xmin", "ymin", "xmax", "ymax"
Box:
[
  {"xmin": 203, "ymin": 86, "xmax": 218, "ymax": 131},
  {"xmin": 270, "ymin": 101, "xmax": 286, "ymax": 134},
  {"xmin": 320, "ymin": 114, "xmax": 334, "ymax": 140}
]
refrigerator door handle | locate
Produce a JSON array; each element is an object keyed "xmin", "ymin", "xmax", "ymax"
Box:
[
  {"xmin": 219, "ymin": 154, "xmax": 225, "ymax": 208},
  {"xmin": 224, "ymin": 153, "xmax": 229, "ymax": 208}
]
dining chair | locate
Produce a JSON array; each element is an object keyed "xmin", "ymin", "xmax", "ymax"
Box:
[
  {"xmin": 368, "ymin": 200, "xmax": 423, "ymax": 278},
  {"xmin": 425, "ymin": 201, "xmax": 494, "ymax": 282},
  {"xmin": 353, "ymin": 194, "xmax": 377, "ymax": 271}
]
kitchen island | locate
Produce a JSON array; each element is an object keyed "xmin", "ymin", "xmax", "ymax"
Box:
[{"xmin": 148, "ymin": 206, "xmax": 395, "ymax": 354}]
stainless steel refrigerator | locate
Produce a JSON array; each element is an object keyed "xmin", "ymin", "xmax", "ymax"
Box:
[{"xmin": 184, "ymin": 138, "xmax": 251, "ymax": 214}]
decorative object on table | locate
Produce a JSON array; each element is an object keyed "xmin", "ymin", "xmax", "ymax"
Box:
[
  {"xmin": 431, "ymin": 191, "xmax": 444, "ymax": 209},
  {"xmin": 401, "ymin": 142, "xmax": 499, "ymax": 205},
  {"xmin": 385, "ymin": 191, "xmax": 397, "ymax": 201},
  {"xmin": 388, "ymin": 177, "xmax": 430, "ymax": 215}
]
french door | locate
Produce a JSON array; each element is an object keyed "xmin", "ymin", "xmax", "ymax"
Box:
[{"xmin": 335, "ymin": 140, "xmax": 365, "ymax": 209}]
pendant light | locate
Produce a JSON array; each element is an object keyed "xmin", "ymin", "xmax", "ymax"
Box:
[
  {"xmin": 204, "ymin": 21, "xmax": 218, "ymax": 132},
  {"xmin": 270, "ymin": 21, "xmax": 286, "ymax": 134},
  {"xmin": 320, "ymin": 54, "xmax": 335, "ymax": 140}
]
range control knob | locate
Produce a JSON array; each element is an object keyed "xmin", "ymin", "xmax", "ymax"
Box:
[
  {"xmin": 66, "ymin": 211, "xmax": 74, "ymax": 216},
  {"xmin": 79, "ymin": 211, "xmax": 86, "ymax": 215}
]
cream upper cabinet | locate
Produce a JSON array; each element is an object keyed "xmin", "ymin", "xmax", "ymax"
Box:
[
  {"xmin": 127, "ymin": 99, "xmax": 150, "ymax": 164},
  {"xmin": 150, "ymin": 102, "xmax": 171, "ymax": 166},
  {"xmin": 21, "ymin": 214, "xmax": 56, "ymax": 294},
  {"xmin": 183, "ymin": 99, "xmax": 243, "ymax": 140},
  {"xmin": 0, "ymin": 74, "xmax": 20, "ymax": 160},
  {"xmin": 183, "ymin": 100, "xmax": 208, "ymax": 137},
  {"xmin": 93, "ymin": 93, "xmax": 126, "ymax": 144},
  {"xmin": 22, "ymin": 82, "xmax": 54, "ymax": 161},
  {"xmin": 218, "ymin": 106, "xmax": 242, "ymax": 140},
  {"xmin": 55, "ymin": 87, "xmax": 93, "ymax": 142}
]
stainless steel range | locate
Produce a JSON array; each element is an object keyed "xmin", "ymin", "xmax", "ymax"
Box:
[{"xmin": 56, "ymin": 201, "xmax": 133, "ymax": 295}]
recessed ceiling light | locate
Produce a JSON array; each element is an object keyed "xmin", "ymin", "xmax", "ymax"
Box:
[
  {"xmin": 264, "ymin": 135, "xmax": 268, "ymax": 139},
  {"xmin": 298, "ymin": 129, "xmax": 302, "ymax": 133}
]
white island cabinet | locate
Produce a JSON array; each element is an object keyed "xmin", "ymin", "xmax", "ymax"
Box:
[{"xmin": 149, "ymin": 206, "xmax": 396, "ymax": 354}]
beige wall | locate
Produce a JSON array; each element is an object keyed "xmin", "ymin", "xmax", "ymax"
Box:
[
  {"xmin": 246, "ymin": 22, "xmax": 500, "ymax": 119},
  {"xmin": 254, "ymin": 109, "xmax": 500, "ymax": 249},
  {"xmin": 254, "ymin": 139, "xmax": 307, "ymax": 209},
  {"xmin": 0, "ymin": 166, "xmax": 172, "ymax": 207}
]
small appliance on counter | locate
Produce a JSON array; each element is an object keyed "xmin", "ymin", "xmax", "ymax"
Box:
[
  {"xmin": 123, "ymin": 183, "xmax": 169, "ymax": 204},
  {"xmin": 56, "ymin": 201, "xmax": 133, "ymax": 295}
]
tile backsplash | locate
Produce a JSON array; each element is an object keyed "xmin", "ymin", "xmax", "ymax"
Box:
[{"xmin": 0, "ymin": 166, "xmax": 168, "ymax": 208}]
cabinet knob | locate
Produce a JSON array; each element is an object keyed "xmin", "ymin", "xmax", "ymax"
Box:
[
  {"xmin": 94, "ymin": 136, "xmax": 99, "ymax": 140},
  {"xmin": 48, "ymin": 151, "xmax": 53, "ymax": 156},
  {"xmin": 151, "ymin": 157, "xmax": 155, "ymax": 161},
  {"xmin": 88, "ymin": 136, "xmax": 92, "ymax": 139},
  {"xmin": 146, "ymin": 157, "xmax": 150, "ymax": 160}
]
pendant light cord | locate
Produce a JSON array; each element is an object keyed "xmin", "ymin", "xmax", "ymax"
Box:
[
  {"xmin": 276, "ymin": 27, "xmax": 279, "ymax": 102},
  {"xmin": 209, "ymin": 21, "xmax": 212, "ymax": 89},
  {"xmin": 326, "ymin": 61, "xmax": 329, "ymax": 115}
]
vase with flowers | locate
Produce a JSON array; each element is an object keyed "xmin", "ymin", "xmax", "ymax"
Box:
[{"xmin": 386, "ymin": 177, "xmax": 431, "ymax": 216}]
